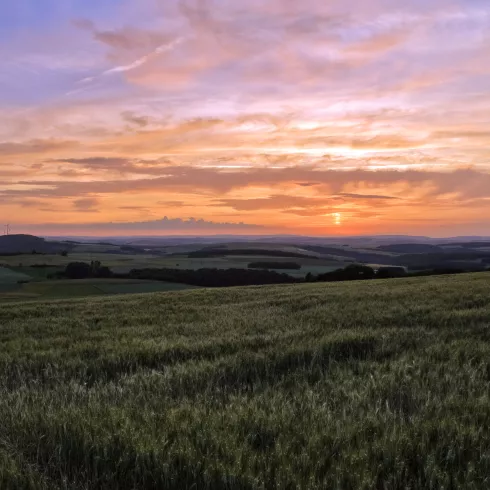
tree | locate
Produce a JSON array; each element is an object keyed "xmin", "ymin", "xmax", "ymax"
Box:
[
  {"xmin": 65, "ymin": 262, "xmax": 92, "ymax": 279},
  {"xmin": 376, "ymin": 267, "xmax": 406, "ymax": 279}
]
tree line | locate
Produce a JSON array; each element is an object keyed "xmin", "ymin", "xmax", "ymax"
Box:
[{"xmin": 52, "ymin": 261, "xmax": 480, "ymax": 287}]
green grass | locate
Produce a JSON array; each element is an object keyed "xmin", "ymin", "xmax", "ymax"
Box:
[
  {"xmin": 0, "ymin": 273, "xmax": 489, "ymax": 488},
  {"xmin": 0, "ymin": 279, "xmax": 199, "ymax": 301},
  {"xmin": 9, "ymin": 266, "xmax": 65, "ymax": 280},
  {"xmin": 96, "ymin": 282, "xmax": 197, "ymax": 294},
  {"xmin": 0, "ymin": 267, "xmax": 32, "ymax": 295},
  {"xmin": 0, "ymin": 266, "xmax": 32, "ymax": 284}
]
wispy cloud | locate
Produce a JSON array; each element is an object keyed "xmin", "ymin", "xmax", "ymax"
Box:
[{"xmin": 21, "ymin": 216, "xmax": 264, "ymax": 235}]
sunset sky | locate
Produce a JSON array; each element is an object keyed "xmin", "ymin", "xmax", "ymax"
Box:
[{"xmin": 1, "ymin": 0, "xmax": 490, "ymax": 236}]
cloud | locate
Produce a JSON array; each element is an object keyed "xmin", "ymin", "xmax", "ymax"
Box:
[
  {"xmin": 51, "ymin": 157, "xmax": 162, "ymax": 175},
  {"xmin": 0, "ymin": 139, "xmax": 77, "ymax": 156},
  {"xmin": 4, "ymin": 166, "xmax": 490, "ymax": 204},
  {"xmin": 121, "ymin": 111, "xmax": 151, "ymax": 128},
  {"xmin": 215, "ymin": 195, "xmax": 325, "ymax": 211},
  {"xmin": 22, "ymin": 217, "xmax": 263, "ymax": 235},
  {"xmin": 338, "ymin": 193, "xmax": 400, "ymax": 200},
  {"xmin": 73, "ymin": 198, "xmax": 99, "ymax": 211}
]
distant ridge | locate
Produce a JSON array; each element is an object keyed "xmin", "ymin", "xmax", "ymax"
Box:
[{"xmin": 0, "ymin": 234, "xmax": 68, "ymax": 254}]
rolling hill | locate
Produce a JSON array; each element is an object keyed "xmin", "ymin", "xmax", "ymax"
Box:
[{"xmin": 0, "ymin": 234, "xmax": 69, "ymax": 254}]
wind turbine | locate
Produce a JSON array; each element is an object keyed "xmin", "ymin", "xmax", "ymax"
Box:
[{"xmin": 4, "ymin": 224, "xmax": 10, "ymax": 235}]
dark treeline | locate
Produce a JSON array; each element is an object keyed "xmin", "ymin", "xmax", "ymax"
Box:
[
  {"xmin": 188, "ymin": 249, "xmax": 314, "ymax": 259},
  {"xmin": 310, "ymin": 264, "xmax": 377, "ymax": 282},
  {"xmin": 124, "ymin": 264, "xmax": 476, "ymax": 287},
  {"xmin": 125, "ymin": 268, "xmax": 298, "ymax": 287},
  {"xmin": 393, "ymin": 251, "xmax": 490, "ymax": 269},
  {"xmin": 55, "ymin": 261, "xmax": 112, "ymax": 279},
  {"xmin": 439, "ymin": 241, "xmax": 490, "ymax": 248},
  {"xmin": 52, "ymin": 262, "xmax": 486, "ymax": 288},
  {"xmin": 248, "ymin": 262, "xmax": 302, "ymax": 270},
  {"xmin": 307, "ymin": 265, "xmax": 470, "ymax": 282}
]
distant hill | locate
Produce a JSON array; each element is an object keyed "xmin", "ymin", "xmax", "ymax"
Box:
[
  {"xmin": 377, "ymin": 244, "xmax": 443, "ymax": 254},
  {"xmin": 0, "ymin": 235, "xmax": 70, "ymax": 254}
]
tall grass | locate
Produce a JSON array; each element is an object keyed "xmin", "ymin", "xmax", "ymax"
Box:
[{"xmin": 0, "ymin": 273, "xmax": 489, "ymax": 489}]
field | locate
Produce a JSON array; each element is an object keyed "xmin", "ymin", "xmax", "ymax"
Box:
[
  {"xmin": 0, "ymin": 267, "xmax": 32, "ymax": 293},
  {"xmin": 0, "ymin": 278, "xmax": 197, "ymax": 301},
  {"xmin": 0, "ymin": 253, "xmax": 347, "ymax": 279},
  {"xmin": 0, "ymin": 253, "xmax": 352, "ymax": 277},
  {"xmin": 0, "ymin": 273, "xmax": 488, "ymax": 488}
]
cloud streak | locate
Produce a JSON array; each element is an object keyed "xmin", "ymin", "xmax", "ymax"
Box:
[{"xmin": 21, "ymin": 217, "xmax": 264, "ymax": 235}]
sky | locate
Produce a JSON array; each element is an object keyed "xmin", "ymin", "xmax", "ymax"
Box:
[{"xmin": 1, "ymin": 0, "xmax": 490, "ymax": 237}]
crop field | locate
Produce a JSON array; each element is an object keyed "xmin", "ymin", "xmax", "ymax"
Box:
[
  {"xmin": 0, "ymin": 266, "xmax": 32, "ymax": 283},
  {"xmin": 0, "ymin": 278, "xmax": 197, "ymax": 301},
  {"xmin": 0, "ymin": 253, "xmax": 351, "ymax": 277},
  {"xmin": 0, "ymin": 253, "xmax": 162, "ymax": 268},
  {"xmin": 0, "ymin": 267, "xmax": 32, "ymax": 293},
  {"xmin": 0, "ymin": 273, "xmax": 488, "ymax": 488}
]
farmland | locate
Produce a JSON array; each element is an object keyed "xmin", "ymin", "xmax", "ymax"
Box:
[
  {"xmin": 0, "ymin": 273, "xmax": 488, "ymax": 488},
  {"xmin": 0, "ymin": 270, "xmax": 197, "ymax": 302},
  {"xmin": 0, "ymin": 251, "xmax": 345, "ymax": 276}
]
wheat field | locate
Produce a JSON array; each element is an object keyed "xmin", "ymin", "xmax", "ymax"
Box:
[{"xmin": 0, "ymin": 273, "xmax": 489, "ymax": 489}]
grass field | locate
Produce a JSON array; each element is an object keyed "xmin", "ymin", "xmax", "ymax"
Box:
[
  {"xmin": 0, "ymin": 266, "xmax": 32, "ymax": 283},
  {"xmin": 0, "ymin": 253, "xmax": 350, "ymax": 278},
  {"xmin": 0, "ymin": 278, "xmax": 197, "ymax": 301},
  {"xmin": 0, "ymin": 273, "xmax": 488, "ymax": 488},
  {"xmin": 0, "ymin": 267, "xmax": 32, "ymax": 293}
]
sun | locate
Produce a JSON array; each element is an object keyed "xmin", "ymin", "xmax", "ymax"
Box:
[{"xmin": 333, "ymin": 213, "xmax": 342, "ymax": 226}]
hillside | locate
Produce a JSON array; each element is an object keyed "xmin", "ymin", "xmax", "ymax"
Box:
[
  {"xmin": 0, "ymin": 234, "xmax": 68, "ymax": 254},
  {"xmin": 0, "ymin": 274, "xmax": 488, "ymax": 488}
]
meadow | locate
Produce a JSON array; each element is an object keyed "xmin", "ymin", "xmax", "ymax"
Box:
[
  {"xmin": 0, "ymin": 273, "xmax": 489, "ymax": 488},
  {"xmin": 0, "ymin": 252, "xmax": 349, "ymax": 278},
  {"xmin": 0, "ymin": 278, "xmax": 197, "ymax": 302}
]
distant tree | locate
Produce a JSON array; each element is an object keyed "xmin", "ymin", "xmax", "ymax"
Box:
[
  {"xmin": 96, "ymin": 266, "xmax": 112, "ymax": 278},
  {"xmin": 60, "ymin": 250, "xmax": 68, "ymax": 257},
  {"xmin": 343, "ymin": 264, "xmax": 376, "ymax": 279},
  {"xmin": 65, "ymin": 262, "xmax": 92, "ymax": 279},
  {"xmin": 376, "ymin": 267, "xmax": 407, "ymax": 279},
  {"xmin": 316, "ymin": 264, "xmax": 375, "ymax": 282},
  {"xmin": 90, "ymin": 261, "xmax": 102, "ymax": 276},
  {"xmin": 61, "ymin": 261, "xmax": 112, "ymax": 279}
]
